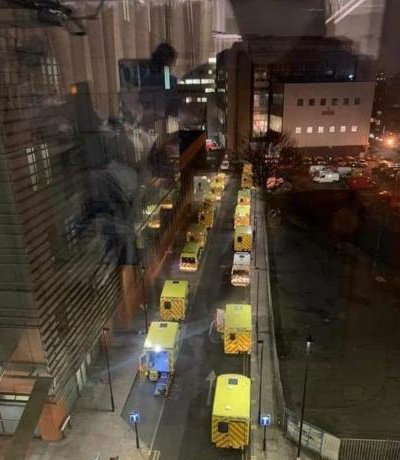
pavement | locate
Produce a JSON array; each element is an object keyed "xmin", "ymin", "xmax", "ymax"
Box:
[{"xmin": 7, "ymin": 175, "xmax": 314, "ymax": 460}]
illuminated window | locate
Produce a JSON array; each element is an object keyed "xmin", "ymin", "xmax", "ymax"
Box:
[
  {"xmin": 205, "ymin": 88, "xmax": 215, "ymax": 93},
  {"xmin": 295, "ymin": 127, "xmax": 302, "ymax": 134},
  {"xmin": 123, "ymin": 0, "xmax": 130, "ymax": 21},
  {"xmin": 340, "ymin": 125, "xmax": 346, "ymax": 133},
  {"xmin": 270, "ymin": 115, "xmax": 282, "ymax": 133},
  {"xmin": 201, "ymin": 79, "xmax": 214, "ymax": 84},
  {"xmin": 306, "ymin": 126, "xmax": 313, "ymax": 134},
  {"xmin": 185, "ymin": 97, "xmax": 192, "ymax": 103},
  {"xmin": 317, "ymin": 126, "xmax": 324, "ymax": 133},
  {"xmin": 329, "ymin": 126, "xmax": 335, "ymax": 133},
  {"xmin": 208, "ymin": 69, "xmax": 213, "ymax": 75},
  {"xmin": 208, "ymin": 57, "xmax": 216, "ymax": 64},
  {"xmin": 253, "ymin": 113, "xmax": 268, "ymax": 137},
  {"xmin": 351, "ymin": 125, "xmax": 358, "ymax": 132}
]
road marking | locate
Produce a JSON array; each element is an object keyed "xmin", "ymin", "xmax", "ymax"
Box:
[{"xmin": 150, "ymin": 449, "xmax": 161, "ymax": 460}]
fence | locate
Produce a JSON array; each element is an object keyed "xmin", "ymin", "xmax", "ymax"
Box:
[{"xmin": 340, "ymin": 438, "xmax": 400, "ymax": 460}]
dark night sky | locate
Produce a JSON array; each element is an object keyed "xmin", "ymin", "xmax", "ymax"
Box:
[{"xmin": 229, "ymin": 0, "xmax": 400, "ymax": 74}]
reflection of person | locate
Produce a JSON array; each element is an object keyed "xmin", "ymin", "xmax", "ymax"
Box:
[
  {"xmin": 138, "ymin": 43, "xmax": 180, "ymax": 180},
  {"xmin": 140, "ymin": 42, "xmax": 179, "ymax": 129}
]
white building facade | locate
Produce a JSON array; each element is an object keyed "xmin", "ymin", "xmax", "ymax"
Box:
[{"xmin": 275, "ymin": 82, "xmax": 374, "ymax": 153}]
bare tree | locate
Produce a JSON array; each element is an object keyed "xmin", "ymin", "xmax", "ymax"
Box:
[{"xmin": 239, "ymin": 131, "xmax": 296, "ymax": 188}]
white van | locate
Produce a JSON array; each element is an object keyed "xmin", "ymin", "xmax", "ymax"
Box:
[
  {"xmin": 313, "ymin": 171, "xmax": 340, "ymax": 183},
  {"xmin": 309, "ymin": 165, "xmax": 329, "ymax": 176}
]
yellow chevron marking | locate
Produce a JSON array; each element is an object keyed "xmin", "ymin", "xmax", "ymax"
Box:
[
  {"xmin": 224, "ymin": 333, "xmax": 251, "ymax": 354},
  {"xmin": 160, "ymin": 299, "xmax": 184, "ymax": 321}
]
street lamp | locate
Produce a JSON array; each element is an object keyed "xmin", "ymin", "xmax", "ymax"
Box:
[
  {"xmin": 141, "ymin": 265, "xmax": 149, "ymax": 334},
  {"xmin": 296, "ymin": 335, "xmax": 314, "ymax": 460},
  {"xmin": 102, "ymin": 327, "xmax": 115, "ymax": 412}
]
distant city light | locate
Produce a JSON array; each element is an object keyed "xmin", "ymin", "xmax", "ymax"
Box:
[{"xmin": 385, "ymin": 137, "xmax": 395, "ymax": 147}]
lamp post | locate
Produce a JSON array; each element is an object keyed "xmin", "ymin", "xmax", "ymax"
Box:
[
  {"xmin": 257, "ymin": 339, "xmax": 264, "ymax": 420},
  {"xmin": 296, "ymin": 335, "xmax": 314, "ymax": 460},
  {"xmin": 102, "ymin": 327, "xmax": 115, "ymax": 412},
  {"xmin": 255, "ymin": 267, "xmax": 260, "ymax": 342},
  {"xmin": 141, "ymin": 265, "xmax": 149, "ymax": 334}
]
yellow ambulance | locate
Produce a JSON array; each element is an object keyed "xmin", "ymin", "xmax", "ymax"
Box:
[
  {"xmin": 241, "ymin": 173, "xmax": 253, "ymax": 189},
  {"xmin": 140, "ymin": 322, "xmax": 180, "ymax": 396},
  {"xmin": 234, "ymin": 205, "xmax": 251, "ymax": 227},
  {"xmin": 234, "ymin": 225, "xmax": 252, "ymax": 252},
  {"xmin": 186, "ymin": 222, "xmax": 207, "ymax": 249},
  {"xmin": 198, "ymin": 204, "xmax": 215, "ymax": 229},
  {"xmin": 211, "ymin": 374, "xmax": 251, "ymax": 449},
  {"xmin": 237, "ymin": 189, "xmax": 251, "ymax": 206},
  {"xmin": 223, "ymin": 304, "xmax": 252, "ymax": 354},
  {"xmin": 179, "ymin": 242, "xmax": 201, "ymax": 272},
  {"xmin": 211, "ymin": 180, "xmax": 223, "ymax": 201},
  {"xmin": 159, "ymin": 280, "xmax": 189, "ymax": 321}
]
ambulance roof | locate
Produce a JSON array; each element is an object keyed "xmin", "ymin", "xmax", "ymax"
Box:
[
  {"xmin": 238, "ymin": 189, "xmax": 251, "ymax": 198},
  {"xmin": 187, "ymin": 222, "xmax": 207, "ymax": 233},
  {"xmin": 233, "ymin": 253, "xmax": 251, "ymax": 266},
  {"xmin": 235, "ymin": 225, "xmax": 252, "ymax": 236},
  {"xmin": 235, "ymin": 205, "xmax": 251, "ymax": 215},
  {"xmin": 225, "ymin": 304, "xmax": 252, "ymax": 331},
  {"xmin": 212, "ymin": 374, "xmax": 251, "ymax": 420},
  {"xmin": 143, "ymin": 322, "xmax": 179, "ymax": 350},
  {"xmin": 161, "ymin": 280, "xmax": 189, "ymax": 299},
  {"xmin": 181, "ymin": 241, "xmax": 200, "ymax": 256}
]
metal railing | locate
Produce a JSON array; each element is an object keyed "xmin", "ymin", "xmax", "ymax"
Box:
[{"xmin": 340, "ymin": 438, "xmax": 400, "ymax": 460}]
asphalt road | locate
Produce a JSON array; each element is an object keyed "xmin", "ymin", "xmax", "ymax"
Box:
[
  {"xmin": 125, "ymin": 175, "xmax": 250, "ymax": 459},
  {"xmin": 268, "ymin": 192, "xmax": 400, "ymax": 439}
]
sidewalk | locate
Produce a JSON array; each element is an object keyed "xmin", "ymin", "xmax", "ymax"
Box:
[{"xmin": 250, "ymin": 190, "xmax": 313, "ymax": 460}]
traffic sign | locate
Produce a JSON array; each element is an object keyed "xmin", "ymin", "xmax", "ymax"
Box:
[
  {"xmin": 129, "ymin": 410, "xmax": 140, "ymax": 423},
  {"xmin": 260, "ymin": 414, "xmax": 271, "ymax": 427}
]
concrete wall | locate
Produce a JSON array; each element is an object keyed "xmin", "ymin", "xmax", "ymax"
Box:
[{"xmin": 282, "ymin": 82, "xmax": 375, "ymax": 149}]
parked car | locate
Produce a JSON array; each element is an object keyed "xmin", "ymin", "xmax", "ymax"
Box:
[
  {"xmin": 314, "ymin": 156, "xmax": 327, "ymax": 165},
  {"xmin": 337, "ymin": 166, "xmax": 352, "ymax": 178},
  {"xmin": 302, "ymin": 156, "xmax": 312, "ymax": 166},
  {"xmin": 309, "ymin": 165, "xmax": 330, "ymax": 176},
  {"xmin": 347, "ymin": 175, "xmax": 373, "ymax": 189},
  {"xmin": 357, "ymin": 160, "xmax": 368, "ymax": 168},
  {"xmin": 220, "ymin": 159, "xmax": 230, "ymax": 170},
  {"xmin": 313, "ymin": 171, "xmax": 340, "ymax": 183},
  {"xmin": 336, "ymin": 156, "xmax": 347, "ymax": 167}
]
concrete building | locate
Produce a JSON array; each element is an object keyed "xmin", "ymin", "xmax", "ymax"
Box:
[
  {"xmin": 219, "ymin": 36, "xmax": 375, "ymax": 156},
  {"xmin": 0, "ymin": 0, "xmax": 210, "ymax": 446}
]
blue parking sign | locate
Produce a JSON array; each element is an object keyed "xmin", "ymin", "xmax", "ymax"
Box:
[
  {"xmin": 259, "ymin": 414, "xmax": 271, "ymax": 427},
  {"xmin": 129, "ymin": 410, "xmax": 140, "ymax": 423}
]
